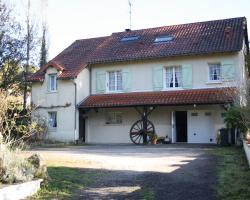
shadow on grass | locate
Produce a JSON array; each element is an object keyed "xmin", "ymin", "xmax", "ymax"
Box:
[{"xmin": 32, "ymin": 167, "xmax": 101, "ymax": 200}]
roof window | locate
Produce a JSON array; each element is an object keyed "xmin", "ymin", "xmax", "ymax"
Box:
[
  {"xmin": 154, "ymin": 35, "xmax": 174, "ymax": 43},
  {"xmin": 120, "ymin": 35, "xmax": 140, "ymax": 42}
]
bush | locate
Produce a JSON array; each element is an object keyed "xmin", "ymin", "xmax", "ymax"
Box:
[{"xmin": 0, "ymin": 146, "xmax": 48, "ymax": 184}]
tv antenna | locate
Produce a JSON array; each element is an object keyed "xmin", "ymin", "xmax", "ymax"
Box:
[{"xmin": 128, "ymin": 0, "xmax": 132, "ymax": 29}]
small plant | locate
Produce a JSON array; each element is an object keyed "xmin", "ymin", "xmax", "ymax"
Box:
[
  {"xmin": 246, "ymin": 131, "xmax": 250, "ymax": 144},
  {"xmin": 151, "ymin": 134, "xmax": 158, "ymax": 145}
]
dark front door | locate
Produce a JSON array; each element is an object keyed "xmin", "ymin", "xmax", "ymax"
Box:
[
  {"xmin": 79, "ymin": 111, "xmax": 85, "ymax": 142},
  {"xmin": 176, "ymin": 111, "xmax": 187, "ymax": 142}
]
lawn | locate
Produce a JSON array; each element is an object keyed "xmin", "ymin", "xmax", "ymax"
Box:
[
  {"xmin": 31, "ymin": 166, "xmax": 100, "ymax": 199},
  {"xmin": 212, "ymin": 146, "xmax": 250, "ymax": 200}
]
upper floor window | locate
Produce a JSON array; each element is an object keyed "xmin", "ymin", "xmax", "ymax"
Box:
[
  {"xmin": 48, "ymin": 74, "xmax": 57, "ymax": 92},
  {"xmin": 208, "ymin": 63, "xmax": 221, "ymax": 81},
  {"xmin": 108, "ymin": 71, "xmax": 122, "ymax": 92},
  {"xmin": 48, "ymin": 112, "xmax": 57, "ymax": 128},
  {"xmin": 165, "ymin": 66, "xmax": 182, "ymax": 88}
]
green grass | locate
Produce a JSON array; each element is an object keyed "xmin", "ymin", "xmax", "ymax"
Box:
[
  {"xmin": 140, "ymin": 187, "xmax": 155, "ymax": 200},
  {"xmin": 211, "ymin": 146, "xmax": 250, "ymax": 200},
  {"xmin": 32, "ymin": 166, "xmax": 100, "ymax": 199}
]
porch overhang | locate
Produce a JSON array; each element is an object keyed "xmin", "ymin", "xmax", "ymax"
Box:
[{"xmin": 78, "ymin": 87, "xmax": 236, "ymax": 109}]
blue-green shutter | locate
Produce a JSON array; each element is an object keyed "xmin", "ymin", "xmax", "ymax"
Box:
[
  {"xmin": 152, "ymin": 66, "xmax": 163, "ymax": 91},
  {"xmin": 182, "ymin": 64, "xmax": 193, "ymax": 89},
  {"xmin": 96, "ymin": 71, "xmax": 106, "ymax": 93},
  {"xmin": 122, "ymin": 69, "xmax": 131, "ymax": 92},
  {"xmin": 221, "ymin": 61, "xmax": 235, "ymax": 81}
]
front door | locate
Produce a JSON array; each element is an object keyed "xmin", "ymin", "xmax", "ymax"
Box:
[
  {"xmin": 79, "ymin": 111, "xmax": 85, "ymax": 142},
  {"xmin": 176, "ymin": 111, "xmax": 187, "ymax": 142}
]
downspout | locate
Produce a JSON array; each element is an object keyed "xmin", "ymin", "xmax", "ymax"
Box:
[
  {"xmin": 89, "ymin": 66, "xmax": 92, "ymax": 95},
  {"xmin": 72, "ymin": 79, "xmax": 77, "ymax": 144}
]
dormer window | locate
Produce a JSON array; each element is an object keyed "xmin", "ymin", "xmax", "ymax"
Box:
[
  {"xmin": 120, "ymin": 35, "xmax": 140, "ymax": 42},
  {"xmin": 154, "ymin": 35, "xmax": 174, "ymax": 43},
  {"xmin": 48, "ymin": 74, "xmax": 57, "ymax": 92}
]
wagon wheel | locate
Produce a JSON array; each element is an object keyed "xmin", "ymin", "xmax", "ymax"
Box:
[{"xmin": 130, "ymin": 119, "xmax": 155, "ymax": 145}]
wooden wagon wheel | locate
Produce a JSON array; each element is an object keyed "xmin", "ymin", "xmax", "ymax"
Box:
[{"xmin": 129, "ymin": 119, "xmax": 155, "ymax": 145}]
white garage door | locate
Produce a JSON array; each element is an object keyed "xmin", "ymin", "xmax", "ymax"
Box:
[{"xmin": 187, "ymin": 110, "xmax": 215, "ymax": 143}]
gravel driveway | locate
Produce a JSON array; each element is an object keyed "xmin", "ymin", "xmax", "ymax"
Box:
[{"xmin": 33, "ymin": 144, "xmax": 218, "ymax": 200}]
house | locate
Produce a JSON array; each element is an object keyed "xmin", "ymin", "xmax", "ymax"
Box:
[{"xmin": 29, "ymin": 17, "xmax": 249, "ymax": 144}]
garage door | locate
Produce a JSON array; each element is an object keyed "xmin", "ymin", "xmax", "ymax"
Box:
[{"xmin": 187, "ymin": 110, "xmax": 215, "ymax": 143}]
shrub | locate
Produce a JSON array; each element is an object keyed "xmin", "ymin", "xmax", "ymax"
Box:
[{"xmin": 0, "ymin": 146, "xmax": 48, "ymax": 184}]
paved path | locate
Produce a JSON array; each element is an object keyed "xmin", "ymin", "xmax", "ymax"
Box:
[{"xmin": 33, "ymin": 144, "xmax": 218, "ymax": 200}]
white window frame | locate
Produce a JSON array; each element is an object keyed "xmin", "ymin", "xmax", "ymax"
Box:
[
  {"xmin": 48, "ymin": 74, "xmax": 57, "ymax": 92},
  {"xmin": 207, "ymin": 63, "xmax": 222, "ymax": 83},
  {"xmin": 48, "ymin": 112, "xmax": 57, "ymax": 129},
  {"xmin": 163, "ymin": 66, "xmax": 183, "ymax": 89},
  {"xmin": 105, "ymin": 112, "xmax": 123, "ymax": 125},
  {"xmin": 106, "ymin": 70, "xmax": 123, "ymax": 92}
]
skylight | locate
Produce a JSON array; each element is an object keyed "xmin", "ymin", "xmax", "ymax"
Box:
[
  {"xmin": 154, "ymin": 35, "xmax": 174, "ymax": 43},
  {"xmin": 120, "ymin": 35, "xmax": 140, "ymax": 42}
]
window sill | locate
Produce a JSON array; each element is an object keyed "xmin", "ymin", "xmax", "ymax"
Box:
[
  {"xmin": 105, "ymin": 123, "xmax": 123, "ymax": 126},
  {"xmin": 48, "ymin": 128, "xmax": 57, "ymax": 132},
  {"xmin": 206, "ymin": 81, "xmax": 223, "ymax": 84},
  {"xmin": 162, "ymin": 87, "xmax": 184, "ymax": 91},
  {"xmin": 106, "ymin": 90, "xmax": 124, "ymax": 94},
  {"xmin": 46, "ymin": 91, "xmax": 58, "ymax": 94}
]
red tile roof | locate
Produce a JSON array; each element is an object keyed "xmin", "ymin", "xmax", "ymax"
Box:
[
  {"xmin": 29, "ymin": 17, "xmax": 248, "ymax": 81},
  {"xmin": 79, "ymin": 88, "xmax": 235, "ymax": 108}
]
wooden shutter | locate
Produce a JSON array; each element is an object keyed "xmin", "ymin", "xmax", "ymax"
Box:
[
  {"xmin": 221, "ymin": 61, "xmax": 235, "ymax": 81},
  {"xmin": 152, "ymin": 66, "xmax": 163, "ymax": 91},
  {"xmin": 96, "ymin": 71, "xmax": 106, "ymax": 93},
  {"xmin": 122, "ymin": 69, "xmax": 131, "ymax": 92},
  {"xmin": 182, "ymin": 64, "xmax": 193, "ymax": 89}
]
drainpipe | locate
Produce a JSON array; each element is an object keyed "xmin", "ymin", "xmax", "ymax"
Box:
[
  {"xmin": 89, "ymin": 66, "xmax": 92, "ymax": 95},
  {"xmin": 72, "ymin": 79, "xmax": 77, "ymax": 144}
]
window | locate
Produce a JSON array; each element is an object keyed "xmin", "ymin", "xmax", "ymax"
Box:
[
  {"xmin": 209, "ymin": 63, "xmax": 221, "ymax": 81},
  {"xmin": 48, "ymin": 112, "xmax": 57, "ymax": 128},
  {"xmin": 108, "ymin": 71, "xmax": 122, "ymax": 92},
  {"xmin": 105, "ymin": 112, "xmax": 122, "ymax": 124},
  {"xmin": 205, "ymin": 112, "xmax": 212, "ymax": 116},
  {"xmin": 165, "ymin": 66, "xmax": 182, "ymax": 88},
  {"xmin": 154, "ymin": 35, "xmax": 173, "ymax": 43},
  {"xmin": 48, "ymin": 74, "xmax": 57, "ymax": 92},
  {"xmin": 191, "ymin": 112, "xmax": 198, "ymax": 117},
  {"xmin": 121, "ymin": 35, "xmax": 140, "ymax": 42}
]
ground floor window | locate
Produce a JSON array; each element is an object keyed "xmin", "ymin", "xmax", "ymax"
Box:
[
  {"xmin": 48, "ymin": 112, "xmax": 57, "ymax": 128},
  {"xmin": 105, "ymin": 112, "xmax": 122, "ymax": 124}
]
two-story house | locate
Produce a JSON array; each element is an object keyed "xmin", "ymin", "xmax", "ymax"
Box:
[{"xmin": 29, "ymin": 17, "xmax": 249, "ymax": 144}]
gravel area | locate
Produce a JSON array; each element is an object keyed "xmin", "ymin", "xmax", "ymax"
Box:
[{"xmin": 32, "ymin": 144, "xmax": 218, "ymax": 200}]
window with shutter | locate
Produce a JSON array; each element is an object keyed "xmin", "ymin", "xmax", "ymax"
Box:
[
  {"xmin": 107, "ymin": 71, "xmax": 123, "ymax": 92},
  {"xmin": 208, "ymin": 63, "xmax": 221, "ymax": 81}
]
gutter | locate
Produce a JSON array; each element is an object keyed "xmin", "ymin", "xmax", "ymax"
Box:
[{"xmin": 71, "ymin": 79, "xmax": 77, "ymax": 143}]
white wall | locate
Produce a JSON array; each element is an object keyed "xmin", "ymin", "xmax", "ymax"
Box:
[{"xmin": 91, "ymin": 53, "xmax": 241, "ymax": 94}]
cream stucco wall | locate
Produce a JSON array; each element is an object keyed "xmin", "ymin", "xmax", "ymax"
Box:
[
  {"xmin": 91, "ymin": 53, "xmax": 242, "ymax": 94},
  {"xmin": 31, "ymin": 67, "xmax": 90, "ymax": 142},
  {"xmin": 86, "ymin": 105, "xmax": 225, "ymax": 144}
]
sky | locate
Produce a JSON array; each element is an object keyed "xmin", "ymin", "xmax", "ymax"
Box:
[{"xmin": 9, "ymin": 0, "xmax": 250, "ymax": 61}]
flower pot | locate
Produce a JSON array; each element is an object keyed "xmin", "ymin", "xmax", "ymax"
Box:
[
  {"xmin": 151, "ymin": 139, "xmax": 157, "ymax": 145},
  {"xmin": 247, "ymin": 138, "xmax": 250, "ymax": 144}
]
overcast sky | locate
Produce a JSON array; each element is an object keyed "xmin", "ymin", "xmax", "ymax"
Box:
[{"xmin": 10, "ymin": 0, "xmax": 250, "ymax": 60}]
